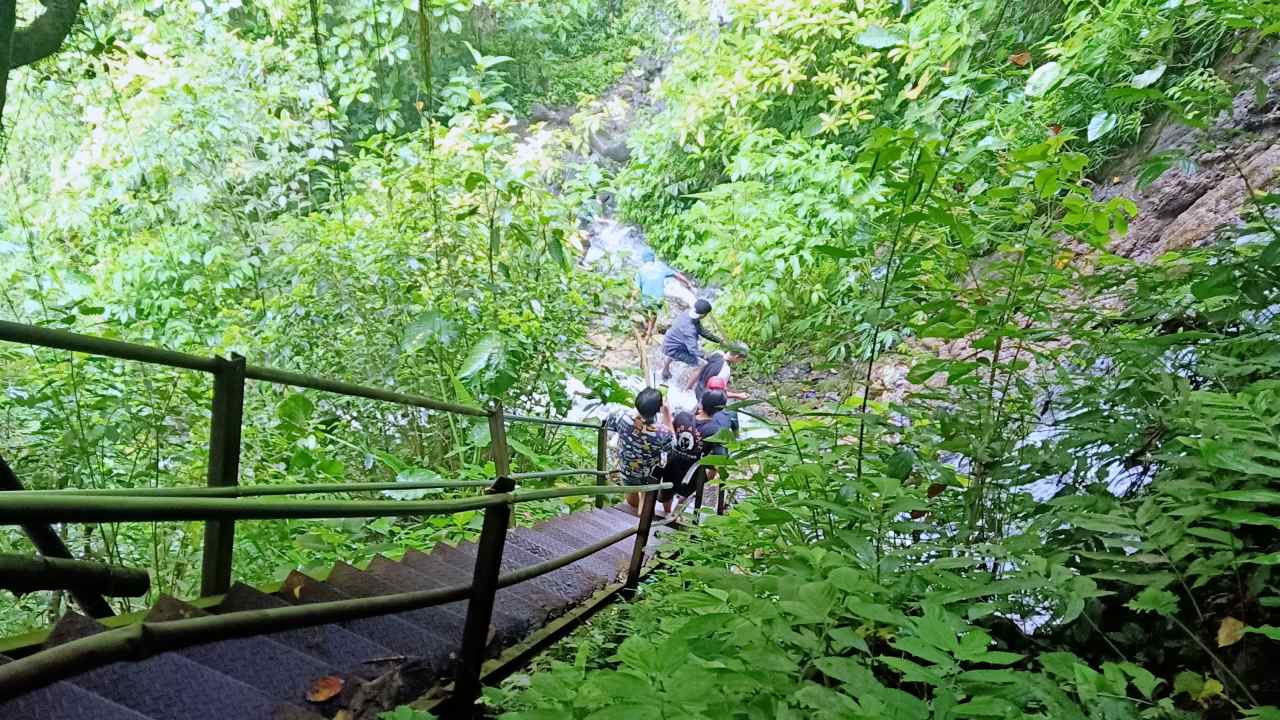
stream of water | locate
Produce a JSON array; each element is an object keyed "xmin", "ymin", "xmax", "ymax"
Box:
[{"xmin": 564, "ymin": 216, "xmax": 774, "ymax": 439}]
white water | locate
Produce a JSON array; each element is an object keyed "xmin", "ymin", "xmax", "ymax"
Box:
[{"xmin": 567, "ymin": 217, "xmax": 774, "ymax": 440}]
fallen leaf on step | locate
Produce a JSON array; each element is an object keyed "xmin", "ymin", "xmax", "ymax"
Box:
[
  {"xmin": 306, "ymin": 675, "xmax": 345, "ymax": 703},
  {"xmin": 334, "ymin": 711, "xmax": 354, "ymax": 720},
  {"xmin": 1217, "ymin": 616, "xmax": 1245, "ymax": 647},
  {"xmin": 1009, "ymin": 51, "xmax": 1031, "ymax": 67}
]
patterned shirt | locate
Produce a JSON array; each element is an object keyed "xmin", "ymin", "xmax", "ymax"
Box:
[{"xmin": 604, "ymin": 411, "xmax": 672, "ymax": 486}]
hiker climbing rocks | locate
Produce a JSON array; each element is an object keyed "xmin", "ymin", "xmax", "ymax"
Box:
[
  {"xmin": 635, "ymin": 248, "xmax": 693, "ymax": 338},
  {"xmin": 690, "ymin": 342, "xmax": 748, "ymax": 400},
  {"xmin": 603, "ymin": 387, "xmax": 672, "ymax": 509},
  {"xmin": 661, "ymin": 298, "xmax": 721, "ymax": 383}
]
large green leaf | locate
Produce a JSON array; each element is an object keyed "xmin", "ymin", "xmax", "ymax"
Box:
[
  {"xmin": 457, "ymin": 332, "xmax": 514, "ymax": 395},
  {"xmin": 402, "ymin": 310, "xmax": 460, "ymax": 352},
  {"xmin": 278, "ymin": 392, "xmax": 314, "ymax": 429},
  {"xmin": 1130, "ymin": 64, "xmax": 1166, "ymax": 89},
  {"xmin": 856, "ymin": 25, "xmax": 902, "ymax": 49},
  {"xmin": 1025, "ymin": 62, "xmax": 1063, "ymax": 97},
  {"xmin": 1086, "ymin": 111, "xmax": 1116, "ymax": 142}
]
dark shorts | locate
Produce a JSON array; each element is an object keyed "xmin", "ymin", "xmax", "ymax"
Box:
[
  {"xmin": 664, "ymin": 347, "xmax": 700, "ymax": 365},
  {"xmin": 640, "ymin": 296, "xmax": 664, "ymax": 314},
  {"xmin": 622, "ymin": 471, "xmax": 660, "ymax": 487},
  {"xmin": 659, "ymin": 465, "xmax": 703, "ymax": 502}
]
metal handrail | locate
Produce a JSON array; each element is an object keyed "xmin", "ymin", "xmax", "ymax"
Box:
[
  {"xmin": 506, "ymin": 412, "xmax": 601, "ymax": 429},
  {"xmin": 0, "ymin": 504, "xmax": 655, "ymax": 702},
  {"xmin": 0, "ymin": 320, "xmax": 658, "ymax": 710},
  {"xmin": 0, "ymin": 321, "xmax": 603, "ymax": 422},
  {"xmin": 0, "ymin": 320, "xmax": 218, "ymax": 371},
  {"xmin": 0, "ymin": 482, "xmax": 668, "ymax": 524},
  {"xmin": 508, "ymin": 468, "xmax": 611, "ymax": 481},
  {"xmin": 242, "ymin": 363, "xmax": 487, "ymax": 417},
  {"xmin": 15, "ymin": 479, "xmax": 493, "ymax": 497}
]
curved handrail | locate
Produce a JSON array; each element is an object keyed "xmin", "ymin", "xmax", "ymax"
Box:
[
  {"xmin": 0, "ymin": 519, "xmax": 647, "ymax": 702},
  {"xmin": 0, "ymin": 482, "xmax": 670, "ymax": 524}
]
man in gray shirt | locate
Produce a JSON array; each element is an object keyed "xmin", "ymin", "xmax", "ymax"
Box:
[{"xmin": 661, "ymin": 299, "xmax": 721, "ymax": 381}]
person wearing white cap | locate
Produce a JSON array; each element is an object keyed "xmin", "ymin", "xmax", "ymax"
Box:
[{"xmin": 660, "ymin": 299, "xmax": 721, "ymax": 382}]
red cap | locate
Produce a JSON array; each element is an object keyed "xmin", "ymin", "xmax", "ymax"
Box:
[{"xmin": 706, "ymin": 376, "xmax": 728, "ymax": 391}]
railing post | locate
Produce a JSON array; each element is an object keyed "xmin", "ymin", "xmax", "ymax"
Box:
[
  {"xmin": 0, "ymin": 455, "xmax": 114, "ymax": 618},
  {"xmin": 693, "ymin": 469, "xmax": 706, "ymax": 519},
  {"xmin": 453, "ymin": 402, "xmax": 514, "ymax": 713},
  {"xmin": 594, "ymin": 420, "xmax": 608, "ymax": 509},
  {"xmin": 200, "ymin": 353, "xmax": 245, "ymax": 597},
  {"xmin": 623, "ymin": 488, "xmax": 657, "ymax": 597}
]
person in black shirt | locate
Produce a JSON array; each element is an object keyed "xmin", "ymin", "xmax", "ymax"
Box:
[
  {"xmin": 696, "ymin": 390, "xmax": 736, "ymax": 451},
  {"xmin": 688, "ymin": 390, "xmax": 736, "ymax": 506},
  {"xmin": 689, "ymin": 343, "xmax": 748, "ymax": 400},
  {"xmin": 658, "ymin": 412, "xmax": 703, "ymax": 515}
]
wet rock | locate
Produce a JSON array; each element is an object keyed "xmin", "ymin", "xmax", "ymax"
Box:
[
  {"xmin": 775, "ymin": 361, "xmax": 813, "ymax": 382},
  {"xmin": 1098, "ymin": 43, "xmax": 1280, "ymax": 260},
  {"xmin": 528, "ymin": 103, "xmax": 574, "ymax": 125},
  {"xmin": 589, "ymin": 132, "xmax": 632, "ymax": 163}
]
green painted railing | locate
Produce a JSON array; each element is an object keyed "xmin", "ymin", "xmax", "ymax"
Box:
[{"xmin": 0, "ymin": 320, "xmax": 663, "ymax": 713}]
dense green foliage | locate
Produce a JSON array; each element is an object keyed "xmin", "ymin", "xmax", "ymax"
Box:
[
  {"xmin": 4, "ymin": 0, "xmax": 1280, "ymax": 717},
  {"xmin": 483, "ymin": 0, "xmax": 1280, "ymax": 718},
  {"xmin": 0, "ymin": 0, "xmax": 653, "ymax": 633}
]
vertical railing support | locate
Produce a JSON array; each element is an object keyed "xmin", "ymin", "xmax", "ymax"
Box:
[
  {"xmin": 623, "ymin": 488, "xmax": 657, "ymax": 597},
  {"xmin": 717, "ymin": 485, "xmax": 726, "ymax": 515},
  {"xmin": 0, "ymin": 455, "xmax": 114, "ymax": 618},
  {"xmin": 200, "ymin": 353, "xmax": 245, "ymax": 597},
  {"xmin": 693, "ymin": 469, "xmax": 706, "ymax": 521},
  {"xmin": 453, "ymin": 402, "xmax": 514, "ymax": 713},
  {"xmin": 594, "ymin": 420, "xmax": 608, "ymax": 509}
]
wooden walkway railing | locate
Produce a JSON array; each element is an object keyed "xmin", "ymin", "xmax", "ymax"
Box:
[{"xmin": 0, "ymin": 320, "xmax": 666, "ymax": 713}]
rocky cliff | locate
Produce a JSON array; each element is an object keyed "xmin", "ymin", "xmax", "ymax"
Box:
[{"xmin": 1099, "ymin": 43, "xmax": 1280, "ymax": 260}]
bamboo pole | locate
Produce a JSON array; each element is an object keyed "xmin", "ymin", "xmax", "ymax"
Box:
[
  {"xmin": 0, "ymin": 581, "xmax": 473, "ymax": 702},
  {"xmin": 0, "ymin": 320, "xmax": 216, "ymax": 372},
  {"xmin": 0, "ymin": 555, "xmax": 150, "ymax": 597},
  {"xmin": 0, "ymin": 320, "xmax": 487, "ymax": 418},
  {"xmin": 0, "ymin": 494, "xmax": 507, "ymax": 524},
  {"xmin": 243, "ymin": 364, "xmax": 486, "ymax": 417},
  {"xmin": 0, "ymin": 456, "xmax": 114, "ymax": 619},
  {"xmin": 23, "ymin": 479, "xmax": 491, "ymax": 497},
  {"xmin": 507, "ymin": 468, "xmax": 608, "ymax": 481},
  {"xmin": 0, "ymin": 483, "xmax": 672, "ymax": 524}
]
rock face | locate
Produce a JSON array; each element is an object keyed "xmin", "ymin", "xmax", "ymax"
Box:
[{"xmin": 1097, "ymin": 44, "xmax": 1280, "ymax": 261}]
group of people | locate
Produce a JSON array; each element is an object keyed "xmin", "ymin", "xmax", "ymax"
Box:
[{"xmin": 600, "ymin": 256, "xmax": 749, "ymax": 516}]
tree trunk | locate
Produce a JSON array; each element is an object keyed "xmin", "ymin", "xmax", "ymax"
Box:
[{"xmin": 0, "ymin": 0, "xmax": 83, "ymax": 125}]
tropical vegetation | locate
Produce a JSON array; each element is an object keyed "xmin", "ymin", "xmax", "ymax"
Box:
[{"xmin": 2, "ymin": 0, "xmax": 1280, "ymax": 717}]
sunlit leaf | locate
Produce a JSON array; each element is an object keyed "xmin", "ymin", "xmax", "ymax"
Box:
[
  {"xmin": 1025, "ymin": 62, "xmax": 1063, "ymax": 98},
  {"xmin": 1131, "ymin": 64, "xmax": 1167, "ymax": 89}
]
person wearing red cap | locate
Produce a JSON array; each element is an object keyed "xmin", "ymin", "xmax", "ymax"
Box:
[{"xmin": 689, "ymin": 342, "xmax": 748, "ymax": 401}]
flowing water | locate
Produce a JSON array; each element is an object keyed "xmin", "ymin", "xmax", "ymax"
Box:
[{"xmin": 565, "ymin": 216, "xmax": 774, "ymax": 440}]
